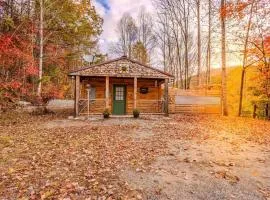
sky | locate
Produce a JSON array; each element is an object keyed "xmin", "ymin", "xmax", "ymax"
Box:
[
  {"xmin": 93, "ymin": 0, "xmax": 154, "ymax": 55},
  {"xmin": 92, "ymin": 0, "xmax": 243, "ymax": 68}
]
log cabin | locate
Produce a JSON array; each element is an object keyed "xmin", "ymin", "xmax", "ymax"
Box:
[{"xmin": 69, "ymin": 56, "xmax": 173, "ymax": 117}]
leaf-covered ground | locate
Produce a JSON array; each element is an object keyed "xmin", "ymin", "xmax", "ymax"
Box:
[{"xmin": 0, "ymin": 112, "xmax": 270, "ymax": 199}]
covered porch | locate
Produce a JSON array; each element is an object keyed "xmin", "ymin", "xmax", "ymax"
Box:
[
  {"xmin": 69, "ymin": 56, "xmax": 173, "ymax": 117},
  {"xmin": 73, "ymin": 76, "xmax": 169, "ymax": 116}
]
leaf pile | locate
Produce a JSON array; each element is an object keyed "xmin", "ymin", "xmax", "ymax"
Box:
[{"xmin": 1, "ymin": 112, "xmax": 270, "ymax": 199}]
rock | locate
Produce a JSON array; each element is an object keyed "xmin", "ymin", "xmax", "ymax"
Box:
[
  {"xmin": 17, "ymin": 101, "xmax": 32, "ymax": 107},
  {"xmin": 108, "ymin": 185, "xmax": 113, "ymax": 189},
  {"xmin": 257, "ymin": 158, "xmax": 265, "ymax": 163},
  {"xmin": 46, "ymin": 99, "xmax": 74, "ymax": 113},
  {"xmin": 136, "ymin": 168, "xmax": 142, "ymax": 172},
  {"xmin": 168, "ymin": 152, "xmax": 175, "ymax": 156},
  {"xmin": 28, "ymin": 186, "xmax": 35, "ymax": 195},
  {"xmin": 136, "ymin": 194, "xmax": 142, "ymax": 199},
  {"xmin": 214, "ymin": 170, "xmax": 240, "ymax": 184},
  {"xmin": 107, "ymin": 189, "xmax": 114, "ymax": 195}
]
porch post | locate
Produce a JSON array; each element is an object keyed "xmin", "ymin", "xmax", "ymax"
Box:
[
  {"xmin": 105, "ymin": 76, "xmax": 109, "ymax": 109},
  {"xmin": 134, "ymin": 77, "xmax": 137, "ymax": 109},
  {"xmin": 164, "ymin": 78, "xmax": 169, "ymax": 116},
  {"xmin": 74, "ymin": 75, "xmax": 80, "ymax": 117}
]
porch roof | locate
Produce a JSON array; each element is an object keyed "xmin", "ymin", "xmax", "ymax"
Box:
[{"xmin": 69, "ymin": 56, "xmax": 174, "ymax": 79}]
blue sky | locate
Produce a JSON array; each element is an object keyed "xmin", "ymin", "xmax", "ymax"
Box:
[
  {"xmin": 93, "ymin": 0, "xmax": 242, "ymax": 68},
  {"xmin": 93, "ymin": 0, "xmax": 154, "ymax": 56},
  {"xmin": 96, "ymin": 0, "xmax": 110, "ymax": 11}
]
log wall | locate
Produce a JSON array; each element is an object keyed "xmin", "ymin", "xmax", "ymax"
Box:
[{"xmin": 79, "ymin": 77, "xmax": 163, "ymax": 114}]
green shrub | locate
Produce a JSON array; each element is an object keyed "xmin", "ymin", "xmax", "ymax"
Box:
[
  {"xmin": 133, "ymin": 109, "xmax": 140, "ymax": 118},
  {"xmin": 103, "ymin": 108, "xmax": 110, "ymax": 119}
]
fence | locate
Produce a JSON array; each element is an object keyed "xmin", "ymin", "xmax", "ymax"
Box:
[
  {"xmin": 78, "ymin": 99, "xmax": 106, "ymax": 115},
  {"xmin": 169, "ymin": 88, "xmax": 221, "ymax": 114}
]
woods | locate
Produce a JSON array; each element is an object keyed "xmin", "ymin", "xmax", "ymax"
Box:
[
  {"xmin": 0, "ymin": 0, "xmax": 103, "ymax": 108},
  {"xmin": 152, "ymin": 0, "xmax": 269, "ymax": 116},
  {"xmin": 1, "ymin": 0, "xmax": 270, "ymax": 199},
  {"xmin": 0, "ymin": 0, "xmax": 269, "ymax": 116},
  {"xmin": 109, "ymin": 9, "xmax": 156, "ymax": 64}
]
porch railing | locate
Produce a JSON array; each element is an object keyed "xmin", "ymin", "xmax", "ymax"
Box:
[
  {"xmin": 78, "ymin": 99, "xmax": 164, "ymax": 115},
  {"xmin": 78, "ymin": 98, "xmax": 106, "ymax": 115},
  {"xmin": 137, "ymin": 100, "xmax": 164, "ymax": 113}
]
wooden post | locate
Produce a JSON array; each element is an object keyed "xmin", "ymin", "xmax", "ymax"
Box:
[
  {"xmin": 74, "ymin": 75, "xmax": 80, "ymax": 117},
  {"xmin": 87, "ymin": 88, "xmax": 90, "ymax": 117},
  {"xmin": 164, "ymin": 78, "xmax": 169, "ymax": 116},
  {"xmin": 253, "ymin": 104, "xmax": 257, "ymax": 119},
  {"xmin": 105, "ymin": 76, "xmax": 109, "ymax": 109},
  {"xmin": 266, "ymin": 103, "xmax": 269, "ymax": 119},
  {"xmin": 134, "ymin": 77, "xmax": 137, "ymax": 109}
]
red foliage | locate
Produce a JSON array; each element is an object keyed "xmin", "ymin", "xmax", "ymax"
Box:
[
  {"xmin": 25, "ymin": 65, "xmax": 39, "ymax": 76},
  {"xmin": 41, "ymin": 85, "xmax": 64, "ymax": 104},
  {"xmin": 247, "ymin": 34, "xmax": 270, "ymax": 99},
  {"xmin": 220, "ymin": 1, "xmax": 250, "ymax": 19},
  {"xmin": 0, "ymin": 31, "xmax": 38, "ymax": 109}
]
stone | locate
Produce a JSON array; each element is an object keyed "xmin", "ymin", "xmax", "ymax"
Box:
[{"xmin": 17, "ymin": 101, "xmax": 31, "ymax": 107}]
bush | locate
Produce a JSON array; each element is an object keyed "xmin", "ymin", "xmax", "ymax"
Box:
[
  {"xmin": 133, "ymin": 109, "xmax": 140, "ymax": 118},
  {"xmin": 103, "ymin": 108, "xmax": 110, "ymax": 119}
]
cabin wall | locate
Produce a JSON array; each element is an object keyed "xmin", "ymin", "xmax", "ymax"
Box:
[{"xmin": 79, "ymin": 77, "xmax": 163, "ymax": 114}]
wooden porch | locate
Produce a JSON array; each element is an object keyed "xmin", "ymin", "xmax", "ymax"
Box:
[
  {"xmin": 74, "ymin": 76, "xmax": 168, "ymax": 116},
  {"xmin": 69, "ymin": 56, "xmax": 173, "ymax": 117},
  {"xmin": 77, "ymin": 99, "xmax": 164, "ymax": 115}
]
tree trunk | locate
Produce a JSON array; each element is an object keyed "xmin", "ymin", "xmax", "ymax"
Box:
[
  {"xmin": 37, "ymin": 0, "xmax": 44, "ymax": 97},
  {"xmin": 220, "ymin": 0, "xmax": 228, "ymax": 116},
  {"xmin": 197, "ymin": 0, "xmax": 201, "ymax": 86},
  {"xmin": 185, "ymin": 39, "xmax": 188, "ymax": 90},
  {"xmin": 207, "ymin": 0, "xmax": 211, "ymax": 85},
  {"xmin": 238, "ymin": 0, "xmax": 255, "ymax": 116}
]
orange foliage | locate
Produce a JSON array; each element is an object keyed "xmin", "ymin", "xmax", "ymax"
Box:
[{"xmin": 220, "ymin": 0, "xmax": 251, "ymax": 19}]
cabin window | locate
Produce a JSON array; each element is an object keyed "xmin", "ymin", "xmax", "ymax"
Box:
[
  {"xmin": 88, "ymin": 87, "xmax": 96, "ymax": 100},
  {"xmin": 115, "ymin": 87, "xmax": 124, "ymax": 100}
]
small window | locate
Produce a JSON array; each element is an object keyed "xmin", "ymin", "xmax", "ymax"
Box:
[
  {"xmin": 89, "ymin": 87, "xmax": 96, "ymax": 100},
  {"xmin": 115, "ymin": 87, "xmax": 124, "ymax": 100}
]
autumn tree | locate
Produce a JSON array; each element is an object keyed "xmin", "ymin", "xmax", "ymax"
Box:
[
  {"xmin": 196, "ymin": 0, "xmax": 202, "ymax": 86},
  {"xmin": 0, "ymin": 0, "xmax": 103, "ymax": 108},
  {"xmin": 238, "ymin": 0, "xmax": 255, "ymax": 116},
  {"xmin": 111, "ymin": 13, "xmax": 138, "ymax": 58},
  {"xmin": 0, "ymin": 0, "xmax": 36, "ymax": 107},
  {"xmin": 220, "ymin": 0, "xmax": 228, "ymax": 116},
  {"xmin": 110, "ymin": 10, "xmax": 156, "ymax": 63},
  {"xmin": 154, "ymin": 0, "xmax": 198, "ymax": 89},
  {"xmin": 132, "ymin": 41, "xmax": 148, "ymax": 64},
  {"xmin": 137, "ymin": 7, "xmax": 157, "ymax": 61},
  {"xmin": 206, "ymin": 0, "xmax": 212, "ymax": 85}
]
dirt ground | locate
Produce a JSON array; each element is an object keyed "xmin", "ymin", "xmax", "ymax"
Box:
[{"xmin": 0, "ymin": 112, "xmax": 270, "ymax": 199}]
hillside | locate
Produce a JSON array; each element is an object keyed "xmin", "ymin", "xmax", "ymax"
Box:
[
  {"xmin": 185, "ymin": 66, "xmax": 259, "ymax": 116},
  {"xmin": 206, "ymin": 66, "xmax": 259, "ymax": 116}
]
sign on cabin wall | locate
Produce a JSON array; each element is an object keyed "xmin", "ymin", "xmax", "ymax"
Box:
[{"xmin": 140, "ymin": 87, "xmax": 149, "ymax": 94}]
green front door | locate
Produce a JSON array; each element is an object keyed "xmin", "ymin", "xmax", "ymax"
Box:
[{"xmin": 113, "ymin": 85, "xmax": 126, "ymax": 115}]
